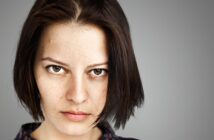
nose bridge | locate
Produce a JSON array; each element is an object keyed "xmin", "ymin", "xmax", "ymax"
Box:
[{"xmin": 66, "ymin": 73, "xmax": 87, "ymax": 104}]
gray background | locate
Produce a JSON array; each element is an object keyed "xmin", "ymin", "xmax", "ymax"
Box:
[{"xmin": 0, "ymin": 0, "xmax": 214, "ymax": 140}]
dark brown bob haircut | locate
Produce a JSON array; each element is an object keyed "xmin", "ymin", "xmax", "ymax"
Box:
[{"xmin": 13, "ymin": 0, "xmax": 144, "ymax": 129}]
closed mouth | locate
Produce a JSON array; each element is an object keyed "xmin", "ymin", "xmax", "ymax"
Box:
[{"xmin": 61, "ymin": 111, "xmax": 91, "ymax": 121}]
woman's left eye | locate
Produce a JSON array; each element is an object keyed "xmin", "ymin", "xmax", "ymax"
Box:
[
  {"xmin": 89, "ymin": 69, "xmax": 108, "ymax": 77},
  {"xmin": 46, "ymin": 65, "xmax": 65, "ymax": 74}
]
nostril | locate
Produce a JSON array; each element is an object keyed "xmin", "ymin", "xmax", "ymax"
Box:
[{"xmin": 66, "ymin": 86, "xmax": 87, "ymax": 104}]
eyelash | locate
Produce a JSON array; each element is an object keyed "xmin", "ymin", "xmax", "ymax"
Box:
[
  {"xmin": 46, "ymin": 65, "xmax": 66, "ymax": 75},
  {"xmin": 88, "ymin": 69, "xmax": 108, "ymax": 78},
  {"xmin": 45, "ymin": 65, "xmax": 108, "ymax": 78}
]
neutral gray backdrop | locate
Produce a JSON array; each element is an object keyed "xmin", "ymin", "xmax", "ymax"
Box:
[{"xmin": 0, "ymin": 0, "xmax": 214, "ymax": 140}]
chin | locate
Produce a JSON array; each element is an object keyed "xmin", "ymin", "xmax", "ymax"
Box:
[
  {"xmin": 65, "ymin": 128, "xmax": 90, "ymax": 136},
  {"xmin": 57, "ymin": 122, "xmax": 95, "ymax": 136}
]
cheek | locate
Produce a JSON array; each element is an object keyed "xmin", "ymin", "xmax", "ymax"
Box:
[
  {"xmin": 35, "ymin": 75, "xmax": 67, "ymax": 109},
  {"xmin": 37, "ymin": 81, "xmax": 57, "ymax": 109},
  {"xmin": 37, "ymin": 83, "xmax": 64, "ymax": 120},
  {"xmin": 88, "ymin": 81, "xmax": 108, "ymax": 111}
]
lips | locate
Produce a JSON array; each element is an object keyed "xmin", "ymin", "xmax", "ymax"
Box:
[{"xmin": 61, "ymin": 111, "xmax": 90, "ymax": 122}]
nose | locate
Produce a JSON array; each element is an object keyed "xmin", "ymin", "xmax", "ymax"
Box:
[{"xmin": 66, "ymin": 75, "xmax": 87, "ymax": 104}]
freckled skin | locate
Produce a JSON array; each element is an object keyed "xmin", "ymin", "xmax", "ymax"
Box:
[{"xmin": 32, "ymin": 22, "xmax": 108, "ymax": 140}]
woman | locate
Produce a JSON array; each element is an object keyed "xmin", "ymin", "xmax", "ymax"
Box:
[{"xmin": 14, "ymin": 0, "xmax": 144, "ymax": 139}]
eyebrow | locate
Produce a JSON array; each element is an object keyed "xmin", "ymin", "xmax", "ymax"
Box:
[
  {"xmin": 40, "ymin": 57, "xmax": 108, "ymax": 68},
  {"xmin": 41, "ymin": 57, "xmax": 69, "ymax": 66},
  {"xmin": 87, "ymin": 62, "xmax": 108, "ymax": 68}
]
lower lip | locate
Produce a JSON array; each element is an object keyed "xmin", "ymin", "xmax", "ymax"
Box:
[{"xmin": 62, "ymin": 112, "xmax": 89, "ymax": 122}]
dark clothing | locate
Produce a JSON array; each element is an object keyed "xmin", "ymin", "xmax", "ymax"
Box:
[{"xmin": 14, "ymin": 122, "xmax": 138, "ymax": 140}]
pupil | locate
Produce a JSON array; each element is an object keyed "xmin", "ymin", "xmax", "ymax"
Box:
[
  {"xmin": 53, "ymin": 66, "xmax": 61, "ymax": 72},
  {"xmin": 94, "ymin": 69, "xmax": 102, "ymax": 75}
]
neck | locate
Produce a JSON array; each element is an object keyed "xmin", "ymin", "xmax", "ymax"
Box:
[{"xmin": 31, "ymin": 121, "xmax": 102, "ymax": 140}]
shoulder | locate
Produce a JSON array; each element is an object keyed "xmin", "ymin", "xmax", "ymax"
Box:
[
  {"xmin": 98, "ymin": 121, "xmax": 140, "ymax": 140},
  {"xmin": 117, "ymin": 137, "xmax": 139, "ymax": 140},
  {"xmin": 14, "ymin": 122, "xmax": 40, "ymax": 140}
]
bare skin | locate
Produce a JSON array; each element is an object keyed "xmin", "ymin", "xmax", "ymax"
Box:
[{"xmin": 32, "ymin": 22, "xmax": 108, "ymax": 140}]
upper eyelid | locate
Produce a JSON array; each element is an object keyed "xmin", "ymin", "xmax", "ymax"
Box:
[
  {"xmin": 88, "ymin": 69, "xmax": 108, "ymax": 76},
  {"xmin": 88, "ymin": 65, "xmax": 108, "ymax": 70},
  {"xmin": 41, "ymin": 57, "xmax": 108, "ymax": 68},
  {"xmin": 46, "ymin": 65, "xmax": 67, "ymax": 73},
  {"xmin": 44, "ymin": 63, "xmax": 108, "ymax": 70},
  {"xmin": 41, "ymin": 57, "xmax": 69, "ymax": 67},
  {"xmin": 46, "ymin": 64, "xmax": 64, "ymax": 69},
  {"xmin": 44, "ymin": 63, "xmax": 108, "ymax": 74},
  {"xmin": 88, "ymin": 68, "xmax": 108, "ymax": 72},
  {"xmin": 87, "ymin": 62, "xmax": 108, "ymax": 68},
  {"xmin": 45, "ymin": 63, "xmax": 67, "ymax": 69},
  {"xmin": 41, "ymin": 61, "xmax": 69, "ymax": 71}
]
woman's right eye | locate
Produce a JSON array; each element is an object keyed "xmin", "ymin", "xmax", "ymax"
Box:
[{"xmin": 46, "ymin": 65, "xmax": 65, "ymax": 75}]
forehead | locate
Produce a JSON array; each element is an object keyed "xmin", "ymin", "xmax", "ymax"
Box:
[
  {"xmin": 36, "ymin": 22, "xmax": 108, "ymax": 66},
  {"xmin": 41, "ymin": 22, "xmax": 106, "ymax": 46}
]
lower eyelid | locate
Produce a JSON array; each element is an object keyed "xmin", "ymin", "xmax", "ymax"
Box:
[
  {"xmin": 45, "ymin": 65, "xmax": 65, "ymax": 74},
  {"xmin": 90, "ymin": 70, "xmax": 108, "ymax": 77}
]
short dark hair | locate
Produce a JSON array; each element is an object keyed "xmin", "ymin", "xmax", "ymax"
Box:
[{"xmin": 13, "ymin": 0, "xmax": 144, "ymax": 129}]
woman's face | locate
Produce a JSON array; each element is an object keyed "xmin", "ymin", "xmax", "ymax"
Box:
[{"xmin": 34, "ymin": 22, "xmax": 108, "ymax": 137}]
